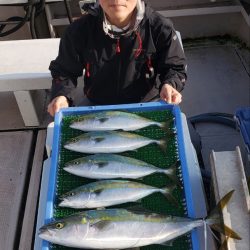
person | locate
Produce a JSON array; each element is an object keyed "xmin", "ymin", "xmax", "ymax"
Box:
[{"xmin": 47, "ymin": 0, "xmax": 187, "ymax": 117}]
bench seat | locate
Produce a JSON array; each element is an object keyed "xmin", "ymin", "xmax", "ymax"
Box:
[{"xmin": 0, "ymin": 38, "xmax": 60, "ymax": 126}]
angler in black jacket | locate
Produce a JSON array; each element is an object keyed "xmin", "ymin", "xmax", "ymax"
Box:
[{"xmin": 48, "ymin": 0, "xmax": 187, "ymax": 116}]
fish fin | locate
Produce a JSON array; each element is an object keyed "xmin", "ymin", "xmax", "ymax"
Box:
[
  {"xmin": 161, "ymin": 185, "xmax": 179, "ymax": 207},
  {"xmin": 126, "ymin": 205, "xmax": 153, "ymax": 215},
  {"xmin": 93, "ymin": 189, "xmax": 103, "ymax": 196},
  {"xmin": 206, "ymin": 190, "xmax": 241, "ymax": 240},
  {"xmin": 98, "ymin": 118, "xmax": 109, "ymax": 123},
  {"xmin": 97, "ymin": 162, "xmax": 109, "ymax": 168},
  {"xmin": 90, "ymin": 220, "xmax": 112, "ymax": 231},
  {"xmin": 136, "ymin": 177, "xmax": 144, "ymax": 181},
  {"xmin": 96, "ymin": 207, "xmax": 106, "ymax": 210},
  {"xmin": 160, "ymin": 239, "xmax": 175, "ymax": 246},
  {"xmin": 159, "ymin": 117, "xmax": 174, "ymax": 133},
  {"xmin": 94, "ymin": 137, "xmax": 105, "ymax": 143},
  {"xmin": 135, "ymin": 199, "xmax": 142, "ymax": 203},
  {"xmin": 210, "ymin": 224, "xmax": 241, "ymax": 240},
  {"xmin": 131, "ymin": 149, "xmax": 138, "ymax": 152}
]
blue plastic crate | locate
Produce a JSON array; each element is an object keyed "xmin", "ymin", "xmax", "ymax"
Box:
[{"xmin": 39, "ymin": 101, "xmax": 207, "ymax": 250}]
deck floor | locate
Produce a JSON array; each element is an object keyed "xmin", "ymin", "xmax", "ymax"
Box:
[
  {"xmin": 180, "ymin": 42, "xmax": 250, "ymax": 174},
  {"xmin": 0, "ymin": 131, "xmax": 34, "ymax": 250},
  {"xmin": 0, "ymin": 39, "xmax": 249, "ymax": 249}
]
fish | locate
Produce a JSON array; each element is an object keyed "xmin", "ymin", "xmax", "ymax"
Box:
[
  {"xmin": 58, "ymin": 180, "xmax": 177, "ymax": 209},
  {"xmin": 39, "ymin": 190, "xmax": 241, "ymax": 249},
  {"xmin": 64, "ymin": 154, "xmax": 178, "ymax": 183},
  {"xmin": 70, "ymin": 111, "xmax": 172, "ymax": 132},
  {"xmin": 64, "ymin": 131, "xmax": 167, "ymax": 154}
]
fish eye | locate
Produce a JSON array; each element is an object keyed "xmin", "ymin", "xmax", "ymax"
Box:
[
  {"xmin": 70, "ymin": 192, "xmax": 75, "ymax": 196},
  {"xmin": 55, "ymin": 223, "xmax": 64, "ymax": 229},
  {"xmin": 74, "ymin": 161, "xmax": 79, "ymax": 165}
]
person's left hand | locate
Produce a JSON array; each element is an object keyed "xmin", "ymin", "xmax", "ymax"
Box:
[{"xmin": 160, "ymin": 83, "xmax": 182, "ymax": 104}]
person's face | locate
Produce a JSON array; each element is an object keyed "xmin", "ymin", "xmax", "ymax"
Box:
[{"xmin": 99, "ymin": 0, "xmax": 137, "ymax": 27}]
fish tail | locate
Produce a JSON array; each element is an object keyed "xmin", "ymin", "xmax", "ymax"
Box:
[
  {"xmin": 159, "ymin": 117, "xmax": 175, "ymax": 133},
  {"xmin": 161, "ymin": 184, "xmax": 179, "ymax": 206},
  {"xmin": 205, "ymin": 190, "xmax": 241, "ymax": 240},
  {"xmin": 162, "ymin": 161, "xmax": 181, "ymax": 186},
  {"xmin": 219, "ymin": 237, "xmax": 229, "ymax": 250},
  {"xmin": 157, "ymin": 139, "xmax": 167, "ymax": 153}
]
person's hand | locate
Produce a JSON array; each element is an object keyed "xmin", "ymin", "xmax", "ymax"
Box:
[
  {"xmin": 47, "ymin": 96, "xmax": 69, "ymax": 117},
  {"xmin": 160, "ymin": 84, "xmax": 182, "ymax": 104}
]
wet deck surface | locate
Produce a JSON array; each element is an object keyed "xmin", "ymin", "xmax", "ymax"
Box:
[{"xmin": 0, "ymin": 39, "xmax": 249, "ymax": 249}]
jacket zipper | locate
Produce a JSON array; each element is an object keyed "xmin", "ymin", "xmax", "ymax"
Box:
[{"xmin": 116, "ymin": 38, "xmax": 122, "ymax": 99}]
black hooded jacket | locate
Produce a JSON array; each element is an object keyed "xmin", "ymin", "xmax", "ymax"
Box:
[{"xmin": 49, "ymin": 5, "xmax": 187, "ymax": 105}]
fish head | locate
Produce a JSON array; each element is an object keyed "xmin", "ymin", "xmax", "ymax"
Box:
[
  {"xmin": 64, "ymin": 134, "xmax": 92, "ymax": 151},
  {"xmin": 64, "ymin": 136, "xmax": 82, "ymax": 150},
  {"xmin": 58, "ymin": 190, "xmax": 76, "ymax": 207},
  {"xmin": 70, "ymin": 120, "xmax": 83, "ymax": 130},
  {"xmin": 70, "ymin": 120, "xmax": 86, "ymax": 130},
  {"xmin": 59, "ymin": 190, "xmax": 90, "ymax": 208},
  {"xmin": 64, "ymin": 132, "xmax": 107, "ymax": 149},
  {"xmin": 64, "ymin": 158, "xmax": 86, "ymax": 174},
  {"xmin": 69, "ymin": 114, "xmax": 97, "ymax": 131},
  {"xmin": 64, "ymin": 157, "xmax": 101, "ymax": 175},
  {"xmin": 39, "ymin": 214, "xmax": 90, "ymax": 247}
]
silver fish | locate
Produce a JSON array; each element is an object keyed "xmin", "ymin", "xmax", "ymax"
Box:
[
  {"xmin": 64, "ymin": 154, "xmax": 178, "ymax": 182},
  {"xmin": 39, "ymin": 191, "xmax": 240, "ymax": 249},
  {"xmin": 59, "ymin": 180, "xmax": 176, "ymax": 209},
  {"xmin": 70, "ymin": 111, "xmax": 170, "ymax": 131},
  {"xmin": 64, "ymin": 131, "xmax": 166, "ymax": 154}
]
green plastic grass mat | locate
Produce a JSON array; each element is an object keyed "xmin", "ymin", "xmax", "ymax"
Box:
[{"xmin": 50, "ymin": 109, "xmax": 192, "ymax": 250}]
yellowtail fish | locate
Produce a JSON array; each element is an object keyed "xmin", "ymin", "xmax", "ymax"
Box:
[
  {"xmin": 64, "ymin": 131, "xmax": 167, "ymax": 154},
  {"xmin": 39, "ymin": 191, "xmax": 240, "ymax": 249},
  {"xmin": 70, "ymin": 111, "xmax": 172, "ymax": 131},
  {"xmin": 59, "ymin": 180, "xmax": 177, "ymax": 209},
  {"xmin": 64, "ymin": 154, "xmax": 178, "ymax": 183}
]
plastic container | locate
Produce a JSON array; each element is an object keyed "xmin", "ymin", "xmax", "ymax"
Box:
[{"xmin": 39, "ymin": 101, "xmax": 206, "ymax": 250}]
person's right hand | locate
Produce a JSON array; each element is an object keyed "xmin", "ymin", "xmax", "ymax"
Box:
[{"xmin": 47, "ymin": 96, "xmax": 69, "ymax": 117}]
